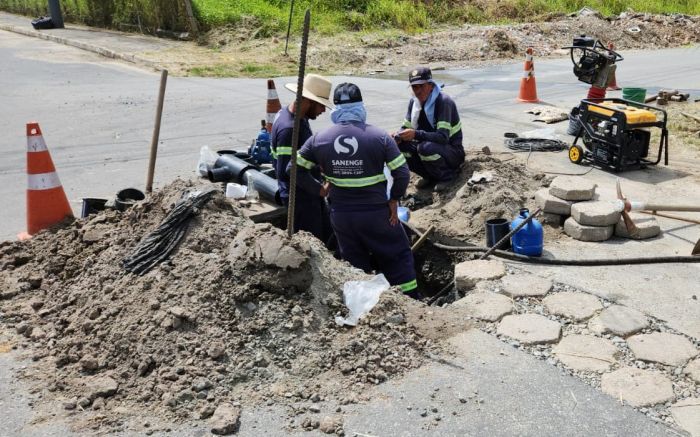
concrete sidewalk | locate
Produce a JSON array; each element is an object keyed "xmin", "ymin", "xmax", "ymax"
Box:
[{"xmin": 0, "ymin": 11, "xmax": 182, "ymax": 70}]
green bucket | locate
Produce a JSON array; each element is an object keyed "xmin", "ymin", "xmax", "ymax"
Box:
[{"xmin": 622, "ymin": 87, "xmax": 646, "ymax": 103}]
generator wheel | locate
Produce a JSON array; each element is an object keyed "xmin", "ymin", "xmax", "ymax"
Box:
[{"xmin": 569, "ymin": 145, "xmax": 584, "ymax": 164}]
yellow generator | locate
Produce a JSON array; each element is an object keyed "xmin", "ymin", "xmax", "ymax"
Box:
[{"xmin": 569, "ymin": 98, "xmax": 668, "ymax": 172}]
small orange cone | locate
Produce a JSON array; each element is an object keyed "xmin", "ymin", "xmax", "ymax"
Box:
[
  {"xmin": 606, "ymin": 42, "xmax": 621, "ymax": 91},
  {"xmin": 518, "ymin": 48, "xmax": 539, "ymax": 103},
  {"xmin": 18, "ymin": 122, "xmax": 73, "ymax": 240},
  {"xmin": 266, "ymin": 79, "xmax": 282, "ymax": 133}
]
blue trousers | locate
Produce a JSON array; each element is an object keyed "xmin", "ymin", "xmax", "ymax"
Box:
[
  {"xmin": 282, "ymin": 193, "xmax": 324, "ymax": 241},
  {"xmin": 330, "ymin": 205, "xmax": 417, "ymax": 293},
  {"xmin": 398, "ymin": 140, "xmax": 464, "ymax": 182}
]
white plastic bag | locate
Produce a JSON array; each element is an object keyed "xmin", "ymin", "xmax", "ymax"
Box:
[
  {"xmin": 197, "ymin": 146, "xmax": 218, "ymax": 177},
  {"xmin": 334, "ymin": 274, "xmax": 390, "ymax": 327},
  {"xmin": 226, "ymin": 183, "xmax": 247, "ymax": 199}
]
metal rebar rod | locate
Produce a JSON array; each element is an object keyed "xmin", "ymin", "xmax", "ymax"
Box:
[
  {"xmin": 284, "ymin": 0, "xmax": 296, "ymax": 56},
  {"xmin": 286, "ymin": 9, "xmax": 310, "ymax": 238}
]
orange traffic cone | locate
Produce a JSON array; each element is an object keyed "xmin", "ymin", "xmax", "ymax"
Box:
[
  {"xmin": 266, "ymin": 79, "xmax": 282, "ymax": 133},
  {"xmin": 18, "ymin": 122, "xmax": 73, "ymax": 240},
  {"xmin": 517, "ymin": 47, "xmax": 539, "ymax": 103},
  {"xmin": 606, "ymin": 42, "xmax": 621, "ymax": 91}
]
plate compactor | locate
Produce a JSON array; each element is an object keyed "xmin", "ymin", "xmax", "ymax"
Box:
[{"xmin": 569, "ymin": 98, "xmax": 669, "ymax": 172}]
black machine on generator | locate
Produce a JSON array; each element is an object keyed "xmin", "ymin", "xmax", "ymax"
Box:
[{"xmin": 564, "ymin": 36, "xmax": 670, "ymax": 172}]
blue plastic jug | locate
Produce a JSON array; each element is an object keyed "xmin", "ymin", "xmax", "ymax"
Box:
[{"xmin": 510, "ymin": 208, "xmax": 543, "ymax": 256}]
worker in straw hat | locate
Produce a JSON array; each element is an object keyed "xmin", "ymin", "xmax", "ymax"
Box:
[
  {"xmin": 292, "ymin": 83, "xmax": 421, "ymax": 300},
  {"xmin": 271, "ymin": 74, "xmax": 333, "ymax": 240},
  {"xmin": 393, "ymin": 66, "xmax": 465, "ymax": 192}
]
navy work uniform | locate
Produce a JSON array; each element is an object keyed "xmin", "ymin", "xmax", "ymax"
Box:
[
  {"xmin": 398, "ymin": 67, "xmax": 465, "ymax": 183},
  {"xmin": 271, "ymin": 107, "xmax": 324, "ymax": 239},
  {"xmin": 295, "ymin": 83, "xmax": 419, "ymax": 297}
]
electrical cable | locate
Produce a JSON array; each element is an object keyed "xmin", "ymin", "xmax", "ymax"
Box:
[
  {"xmin": 503, "ymin": 135, "xmax": 594, "ymax": 176},
  {"xmin": 122, "ymin": 188, "xmax": 218, "ymax": 275}
]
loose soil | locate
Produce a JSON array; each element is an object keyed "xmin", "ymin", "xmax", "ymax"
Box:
[{"xmin": 0, "ymin": 179, "xmax": 473, "ymax": 434}]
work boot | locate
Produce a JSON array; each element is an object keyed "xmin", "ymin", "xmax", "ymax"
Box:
[
  {"xmin": 415, "ymin": 177, "xmax": 433, "ymax": 189},
  {"xmin": 404, "ymin": 289, "xmax": 424, "ymax": 301}
]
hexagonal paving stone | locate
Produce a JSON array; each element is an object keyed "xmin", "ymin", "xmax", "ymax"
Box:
[
  {"xmin": 500, "ymin": 274, "xmax": 553, "ymax": 298},
  {"xmin": 543, "ymin": 292, "xmax": 603, "ymax": 321},
  {"xmin": 564, "ymin": 218, "xmax": 614, "ymax": 242},
  {"xmin": 628, "ymin": 333, "xmax": 698, "ymax": 366},
  {"xmin": 601, "ymin": 367, "xmax": 675, "ymax": 407},
  {"xmin": 552, "ymin": 335, "xmax": 619, "ymax": 372},
  {"xmin": 685, "ymin": 358, "xmax": 700, "ymax": 384},
  {"xmin": 588, "ymin": 305, "xmax": 649, "ymax": 337},
  {"xmin": 670, "ymin": 398, "xmax": 700, "ymax": 437},
  {"xmin": 535, "ymin": 188, "xmax": 574, "ymax": 215},
  {"xmin": 614, "ymin": 212, "xmax": 661, "ymax": 240},
  {"xmin": 571, "ymin": 201, "xmax": 621, "ymax": 226},
  {"xmin": 454, "ymin": 259, "xmax": 506, "ymax": 290},
  {"xmin": 452, "ymin": 292, "xmax": 513, "ymax": 322},
  {"xmin": 497, "ymin": 314, "xmax": 561, "ymax": 345},
  {"xmin": 549, "ymin": 176, "xmax": 596, "ymax": 201}
]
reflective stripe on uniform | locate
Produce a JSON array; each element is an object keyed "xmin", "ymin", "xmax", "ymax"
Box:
[
  {"xmin": 419, "ymin": 153, "xmax": 442, "ymax": 162},
  {"xmin": 437, "ymin": 120, "xmax": 462, "ymax": 137},
  {"xmin": 402, "ymin": 119, "xmax": 412, "ymax": 128},
  {"xmin": 325, "ymin": 173, "xmax": 386, "ymax": 188},
  {"xmin": 399, "ymin": 279, "xmax": 418, "ymax": 292},
  {"xmin": 28, "ymin": 172, "xmax": 61, "ymax": 190},
  {"xmin": 402, "ymin": 152, "xmax": 412, "ymax": 158},
  {"xmin": 386, "ymin": 154, "xmax": 406, "ymax": 170},
  {"xmin": 275, "ymin": 146, "xmax": 292, "ymax": 156},
  {"xmin": 296, "ymin": 154, "xmax": 316, "ymax": 169}
]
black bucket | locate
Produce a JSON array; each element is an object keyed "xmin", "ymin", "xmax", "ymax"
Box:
[
  {"xmin": 81, "ymin": 198, "xmax": 108, "ymax": 218},
  {"xmin": 115, "ymin": 188, "xmax": 145, "ymax": 212},
  {"xmin": 485, "ymin": 218, "xmax": 511, "ymax": 249}
]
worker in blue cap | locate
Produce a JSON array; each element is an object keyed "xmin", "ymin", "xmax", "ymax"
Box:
[
  {"xmin": 292, "ymin": 83, "xmax": 421, "ymax": 300},
  {"xmin": 393, "ymin": 66, "xmax": 465, "ymax": 192}
]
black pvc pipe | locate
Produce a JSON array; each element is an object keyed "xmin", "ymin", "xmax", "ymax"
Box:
[
  {"xmin": 207, "ymin": 154, "xmax": 282, "ymax": 206},
  {"xmin": 208, "ymin": 154, "xmax": 255, "ymax": 184}
]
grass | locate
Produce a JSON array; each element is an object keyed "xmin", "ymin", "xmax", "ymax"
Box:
[
  {"xmin": 1, "ymin": 0, "xmax": 698, "ymax": 35},
  {"xmin": 187, "ymin": 62, "xmax": 284, "ymax": 78}
]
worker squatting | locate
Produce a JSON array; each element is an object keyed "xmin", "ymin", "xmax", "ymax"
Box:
[{"xmin": 270, "ymin": 68, "xmax": 464, "ymax": 301}]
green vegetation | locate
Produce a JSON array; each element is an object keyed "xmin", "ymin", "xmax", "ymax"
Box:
[
  {"xmin": 188, "ymin": 63, "xmax": 283, "ymax": 78},
  {"xmin": 1, "ymin": 0, "xmax": 698, "ymax": 34}
]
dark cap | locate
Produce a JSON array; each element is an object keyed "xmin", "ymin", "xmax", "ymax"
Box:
[
  {"xmin": 333, "ymin": 83, "xmax": 363, "ymax": 105},
  {"xmin": 409, "ymin": 67, "xmax": 432, "ymax": 85}
]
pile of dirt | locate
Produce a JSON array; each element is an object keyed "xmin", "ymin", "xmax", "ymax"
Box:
[
  {"xmin": 0, "ymin": 179, "xmax": 439, "ymax": 432},
  {"xmin": 149, "ymin": 11, "xmax": 699, "ymax": 77},
  {"xmin": 409, "ymin": 154, "xmax": 549, "ymax": 244}
]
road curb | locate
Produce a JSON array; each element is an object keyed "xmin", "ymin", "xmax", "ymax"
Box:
[{"xmin": 0, "ymin": 23, "xmax": 162, "ymax": 71}]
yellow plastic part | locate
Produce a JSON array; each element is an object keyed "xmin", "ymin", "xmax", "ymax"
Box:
[{"xmin": 587, "ymin": 101, "xmax": 657, "ymax": 124}]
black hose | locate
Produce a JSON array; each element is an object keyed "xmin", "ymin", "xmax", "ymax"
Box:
[{"xmin": 403, "ymin": 222, "xmax": 700, "ymax": 266}]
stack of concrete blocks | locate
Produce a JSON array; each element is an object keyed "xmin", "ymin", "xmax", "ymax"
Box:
[
  {"xmin": 536, "ymin": 176, "xmax": 661, "ymax": 241},
  {"xmin": 534, "ymin": 176, "xmax": 597, "ymax": 228}
]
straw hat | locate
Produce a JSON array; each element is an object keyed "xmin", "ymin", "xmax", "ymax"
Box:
[{"xmin": 285, "ymin": 74, "xmax": 333, "ymax": 108}]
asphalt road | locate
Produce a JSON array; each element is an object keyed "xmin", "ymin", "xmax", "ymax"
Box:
[
  {"xmin": 1, "ymin": 28, "xmax": 699, "ymax": 437},
  {"xmin": 2, "ymin": 29, "xmax": 700, "ymax": 241}
]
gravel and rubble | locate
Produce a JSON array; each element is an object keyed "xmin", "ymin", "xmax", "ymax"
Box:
[
  {"xmin": 451, "ymin": 273, "xmax": 699, "ymax": 431},
  {"xmin": 0, "ymin": 178, "xmax": 448, "ymax": 434},
  {"xmin": 189, "ymin": 10, "xmax": 700, "ymax": 78}
]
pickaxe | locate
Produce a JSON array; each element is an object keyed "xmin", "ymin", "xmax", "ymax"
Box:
[{"xmin": 615, "ymin": 179, "xmax": 700, "ymax": 255}]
